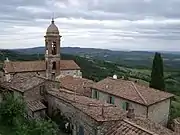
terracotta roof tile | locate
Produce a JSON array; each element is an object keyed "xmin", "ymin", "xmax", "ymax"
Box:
[
  {"xmin": 3, "ymin": 75, "xmax": 45, "ymax": 92},
  {"xmin": 60, "ymin": 60, "xmax": 80, "ymax": 70},
  {"xmin": 60, "ymin": 76, "xmax": 94, "ymax": 97},
  {"xmin": 27, "ymin": 100, "xmax": 46, "ymax": 112},
  {"xmin": 128, "ymin": 117, "xmax": 175, "ymax": 135},
  {"xmin": 106, "ymin": 117, "xmax": 175, "ymax": 135},
  {"xmin": 48, "ymin": 89, "xmax": 126, "ymax": 122},
  {"xmin": 91, "ymin": 77, "xmax": 174, "ymax": 106},
  {"xmin": 105, "ymin": 120, "xmax": 153, "ymax": 135},
  {"xmin": 3, "ymin": 60, "xmax": 80, "ymax": 73}
]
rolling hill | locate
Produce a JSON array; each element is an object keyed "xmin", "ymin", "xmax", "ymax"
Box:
[
  {"xmin": 1, "ymin": 49, "xmax": 180, "ymax": 120},
  {"xmin": 12, "ymin": 47, "xmax": 180, "ymax": 71}
]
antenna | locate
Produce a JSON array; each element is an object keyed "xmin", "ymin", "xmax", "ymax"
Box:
[{"xmin": 51, "ymin": 12, "xmax": 55, "ymax": 23}]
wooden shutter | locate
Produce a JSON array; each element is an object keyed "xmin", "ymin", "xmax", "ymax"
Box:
[{"xmin": 122, "ymin": 102, "xmax": 126, "ymax": 110}]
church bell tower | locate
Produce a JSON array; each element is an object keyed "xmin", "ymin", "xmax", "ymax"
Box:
[{"xmin": 45, "ymin": 18, "xmax": 61, "ymax": 80}]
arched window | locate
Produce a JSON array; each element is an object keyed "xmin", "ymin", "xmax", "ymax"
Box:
[
  {"xmin": 52, "ymin": 61, "xmax": 56, "ymax": 70},
  {"xmin": 52, "ymin": 41, "xmax": 57, "ymax": 55}
]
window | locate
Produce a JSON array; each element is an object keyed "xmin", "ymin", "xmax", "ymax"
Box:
[
  {"xmin": 107, "ymin": 96, "xmax": 115, "ymax": 104},
  {"xmin": 52, "ymin": 73, "xmax": 55, "ymax": 80},
  {"xmin": 52, "ymin": 62, "xmax": 56, "ymax": 70},
  {"xmin": 79, "ymin": 125, "xmax": 84, "ymax": 135},
  {"xmin": 40, "ymin": 85, "xmax": 45, "ymax": 96},
  {"xmin": 122, "ymin": 102, "xmax": 130, "ymax": 111},
  {"xmin": 52, "ymin": 42, "xmax": 57, "ymax": 55},
  {"xmin": 93, "ymin": 90, "xmax": 99, "ymax": 99}
]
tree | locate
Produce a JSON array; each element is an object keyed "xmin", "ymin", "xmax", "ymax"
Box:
[
  {"xmin": 150, "ymin": 52, "xmax": 165, "ymax": 90},
  {"xmin": 0, "ymin": 92, "xmax": 26, "ymax": 126},
  {"xmin": 29, "ymin": 119, "xmax": 58, "ymax": 135}
]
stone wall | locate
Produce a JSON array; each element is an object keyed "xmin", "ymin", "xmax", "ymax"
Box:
[
  {"xmin": 33, "ymin": 110, "xmax": 46, "ymax": 119},
  {"xmin": 47, "ymin": 94, "xmax": 98, "ymax": 135},
  {"xmin": 27, "ymin": 108, "xmax": 46, "ymax": 119},
  {"xmin": 173, "ymin": 118, "xmax": 180, "ymax": 133},
  {"xmin": 24, "ymin": 83, "xmax": 45, "ymax": 102},
  {"xmin": 148, "ymin": 99, "xmax": 171, "ymax": 126},
  {"xmin": 47, "ymin": 94, "xmax": 117, "ymax": 135},
  {"xmin": 92, "ymin": 89, "xmax": 147, "ymax": 118}
]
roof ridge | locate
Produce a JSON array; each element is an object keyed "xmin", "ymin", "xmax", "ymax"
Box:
[
  {"xmin": 131, "ymin": 82, "xmax": 148, "ymax": 105},
  {"xmin": 8, "ymin": 60, "xmax": 44, "ymax": 63},
  {"xmin": 123, "ymin": 119, "xmax": 158, "ymax": 135}
]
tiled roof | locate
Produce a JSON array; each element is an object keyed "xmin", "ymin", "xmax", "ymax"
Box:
[
  {"xmin": 105, "ymin": 117, "xmax": 175, "ymax": 135},
  {"xmin": 105, "ymin": 119, "xmax": 155, "ymax": 135},
  {"xmin": 48, "ymin": 89, "xmax": 126, "ymax": 122},
  {"xmin": 91, "ymin": 77, "xmax": 174, "ymax": 106},
  {"xmin": 60, "ymin": 76, "xmax": 94, "ymax": 97},
  {"xmin": 27, "ymin": 100, "xmax": 47, "ymax": 112},
  {"xmin": 3, "ymin": 75, "xmax": 45, "ymax": 92},
  {"xmin": 48, "ymin": 89, "xmax": 174, "ymax": 135},
  {"xmin": 3, "ymin": 60, "xmax": 80, "ymax": 73},
  {"xmin": 128, "ymin": 117, "xmax": 175, "ymax": 135}
]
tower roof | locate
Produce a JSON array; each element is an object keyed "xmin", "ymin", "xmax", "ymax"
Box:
[{"xmin": 46, "ymin": 18, "xmax": 59, "ymax": 35}]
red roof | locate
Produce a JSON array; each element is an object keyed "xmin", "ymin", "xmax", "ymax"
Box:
[
  {"xmin": 3, "ymin": 60, "xmax": 80, "ymax": 73},
  {"xmin": 60, "ymin": 76, "xmax": 94, "ymax": 97},
  {"xmin": 91, "ymin": 77, "xmax": 174, "ymax": 106}
]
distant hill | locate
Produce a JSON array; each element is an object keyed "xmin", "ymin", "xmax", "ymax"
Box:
[
  {"xmin": 11, "ymin": 47, "xmax": 180, "ymax": 71},
  {"xmin": 1, "ymin": 49, "xmax": 180, "ymax": 121}
]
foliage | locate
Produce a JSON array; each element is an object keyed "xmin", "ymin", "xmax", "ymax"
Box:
[
  {"xmin": 51, "ymin": 110, "xmax": 71, "ymax": 133},
  {"xmin": 0, "ymin": 92, "xmax": 58, "ymax": 135},
  {"xmin": 28, "ymin": 119, "xmax": 58, "ymax": 135},
  {"xmin": 0, "ymin": 93, "xmax": 26, "ymax": 126},
  {"xmin": 150, "ymin": 52, "xmax": 165, "ymax": 91},
  {"xmin": 170, "ymin": 96, "xmax": 180, "ymax": 121},
  {"xmin": 2, "ymin": 49, "xmax": 180, "ymax": 121}
]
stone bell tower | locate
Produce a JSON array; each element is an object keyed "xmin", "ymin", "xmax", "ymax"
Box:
[{"xmin": 45, "ymin": 18, "xmax": 61, "ymax": 80}]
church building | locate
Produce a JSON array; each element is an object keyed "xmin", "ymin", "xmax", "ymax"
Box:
[{"xmin": 3, "ymin": 18, "xmax": 82, "ymax": 83}]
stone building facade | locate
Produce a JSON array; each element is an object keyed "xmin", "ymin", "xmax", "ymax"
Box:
[
  {"xmin": 91, "ymin": 77, "xmax": 174, "ymax": 126},
  {"xmin": 47, "ymin": 89, "xmax": 175, "ymax": 135}
]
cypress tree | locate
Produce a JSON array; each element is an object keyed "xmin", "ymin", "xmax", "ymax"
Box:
[{"xmin": 149, "ymin": 52, "xmax": 165, "ymax": 90}]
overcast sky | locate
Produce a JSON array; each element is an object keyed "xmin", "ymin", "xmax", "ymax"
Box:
[{"xmin": 0, "ymin": 0, "xmax": 180, "ymax": 51}]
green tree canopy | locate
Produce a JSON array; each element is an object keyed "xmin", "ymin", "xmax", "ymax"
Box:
[
  {"xmin": 150, "ymin": 52, "xmax": 165, "ymax": 90},
  {"xmin": 0, "ymin": 93, "xmax": 25, "ymax": 126},
  {"xmin": 0, "ymin": 92, "xmax": 59, "ymax": 135}
]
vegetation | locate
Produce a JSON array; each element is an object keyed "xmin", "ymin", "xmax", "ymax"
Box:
[
  {"xmin": 0, "ymin": 93, "xmax": 25, "ymax": 126},
  {"xmin": 0, "ymin": 93, "xmax": 58, "ymax": 135},
  {"xmin": 150, "ymin": 52, "xmax": 165, "ymax": 91},
  {"xmin": 1, "ymin": 49, "xmax": 180, "ymax": 121}
]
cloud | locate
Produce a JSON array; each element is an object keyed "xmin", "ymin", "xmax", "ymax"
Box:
[{"xmin": 0, "ymin": 0, "xmax": 180, "ymax": 51}]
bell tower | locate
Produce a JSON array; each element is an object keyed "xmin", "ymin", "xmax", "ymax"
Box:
[{"xmin": 45, "ymin": 18, "xmax": 61, "ymax": 80}]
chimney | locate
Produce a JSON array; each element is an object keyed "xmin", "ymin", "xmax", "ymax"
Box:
[
  {"xmin": 5, "ymin": 57, "xmax": 9, "ymax": 62},
  {"xmin": 113, "ymin": 74, "xmax": 117, "ymax": 79},
  {"xmin": 127, "ymin": 104, "xmax": 135, "ymax": 119}
]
